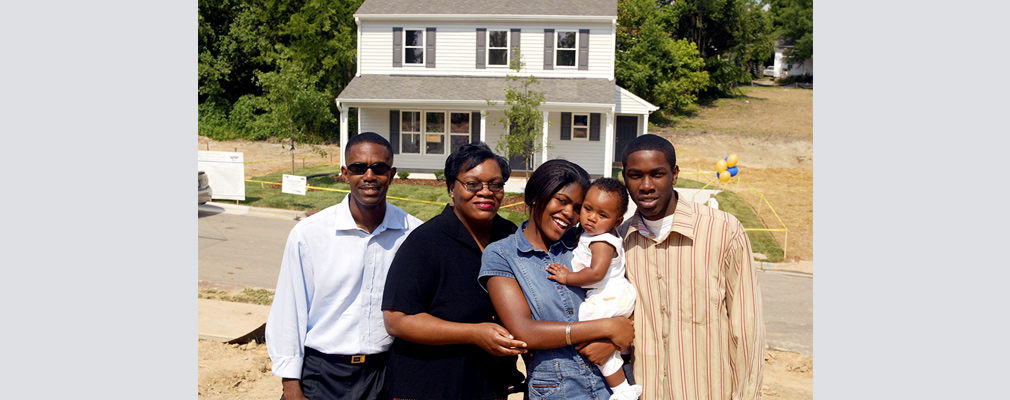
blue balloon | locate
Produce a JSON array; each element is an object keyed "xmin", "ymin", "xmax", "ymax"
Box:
[{"xmin": 728, "ymin": 166, "xmax": 739, "ymax": 177}]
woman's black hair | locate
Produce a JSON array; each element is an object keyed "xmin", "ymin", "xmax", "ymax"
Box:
[
  {"xmin": 524, "ymin": 159, "xmax": 591, "ymax": 224},
  {"xmin": 589, "ymin": 177, "xmax": 629, "ymax": 216},
  {"xmin": 443, "ymin": 142, "xmax": 511, "ymax": 193}
]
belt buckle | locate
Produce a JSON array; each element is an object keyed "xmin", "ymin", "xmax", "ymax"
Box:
[{"xmin": 351, "ymin": 355, "xmax": 366, "ymax": 364}]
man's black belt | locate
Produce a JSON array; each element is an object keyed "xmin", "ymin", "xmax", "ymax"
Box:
[{"xmin": 305, "ymin": 347, "xmax": 389, "ymax": 364}]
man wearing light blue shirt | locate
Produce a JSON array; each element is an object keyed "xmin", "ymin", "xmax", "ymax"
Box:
[{"xmin": 266, "ymin": 132, "xmax": 422, "ymax": 400}]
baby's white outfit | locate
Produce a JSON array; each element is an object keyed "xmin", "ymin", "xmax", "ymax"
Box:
[{"xmin": 571, "ymin": 230, "xmax": 637, "ymax": 376}]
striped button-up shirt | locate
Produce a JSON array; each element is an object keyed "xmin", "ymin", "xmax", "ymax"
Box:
[{"xmin": 619, "ymin": 192, "xmax": 765, "ymax": 400}]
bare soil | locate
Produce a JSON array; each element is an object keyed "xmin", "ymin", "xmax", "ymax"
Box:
[{"xmin": 198, "ymin": 340, "xmax": 812, "ymax": 400}]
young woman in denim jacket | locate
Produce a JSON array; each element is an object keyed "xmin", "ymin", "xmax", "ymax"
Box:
[{"xmin": 479, "ymin": 160, "xmax": 636, "ymax": 400}]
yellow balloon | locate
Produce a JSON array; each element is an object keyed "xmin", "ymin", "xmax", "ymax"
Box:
[
  {"xmin": 727, "ymin": 154, "xmax": 739, "ymax": 168},
  {"xmin": 719, "ymin": 172, "xmax": 731, "ymax": 182},
  {"xmin": 716, "ymin": 159, "xmax": 727, "ymax": 172}
]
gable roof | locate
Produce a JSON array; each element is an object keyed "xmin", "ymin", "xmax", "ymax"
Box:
[
  {"xmin": 355, "ymin": 0, "xmax": 616, "ymax": 18},
  {"xmin": 336, "ymin": 75, "xmax": 615, "ymax": 110}
]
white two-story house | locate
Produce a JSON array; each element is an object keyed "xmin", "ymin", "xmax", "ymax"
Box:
[{"xmin": 335, "ymin": 0, "xmax": 658, "ymax": 177}]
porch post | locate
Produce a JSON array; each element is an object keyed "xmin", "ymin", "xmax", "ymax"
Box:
[
  {"xmin": 480, "ymin": 111, "xmax": 487, "ymax": 143},
  {"xmin": 338, "ymin": 101, "xmax": 348, "ymax": 168},
  {"xmin": 641, "ymin": 113, "xmax": 649, "ymax": 136},
  {"xmin": 603, "ymin": 110, "xmax": 615, "ymax": 178},
  {"xmin": 541, "ymin": 111, "xmax": 549, "ymax": 165}
]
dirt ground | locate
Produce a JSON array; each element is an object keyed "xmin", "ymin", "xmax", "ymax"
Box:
[
  {"xmin": 197, "ymin": 85, "xmax": 814, "ymax": 399},
  {"xmin": 198, "ymin": 339, "xmax": 812, "ymax": 400}
]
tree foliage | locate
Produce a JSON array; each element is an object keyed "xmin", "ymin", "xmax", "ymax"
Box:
[
  {"xmin": 660, "ymin": 0, "xmax": 775, "ymax": 98},
  {"xmin": 198, "ymin": 0, "xmax": 362, "ymax": 143},
  {"xmin": 487, "ymin": 51, "xmax": 547, "ymax": 177},
  {"xmin": 770, "ymin": 0, "xmax": 813, "ymax": 64},
  {"xmin": 616, "ymin": 0, "xmax": 709, "ymax": 114}
]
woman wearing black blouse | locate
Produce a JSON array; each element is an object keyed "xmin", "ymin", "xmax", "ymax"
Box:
[{"xmin": 381, "ymin": 143, "xmax": 526, "ymax": 400}]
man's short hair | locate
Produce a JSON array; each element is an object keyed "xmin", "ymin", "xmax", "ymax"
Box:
[
  {"xmin": 444, "ymin": 142, "xmax": 510, "ymax": 192},
  {"xmin": 590, "ymin": 177, "xmax": 629, "ymax": 216},
  {"xmin": 345, "ymin": 132, "xmax": 394, "ymax": 162},
  {"xmin": 621, "ymin": 134, "xmax": 677, "ymax": 170}
]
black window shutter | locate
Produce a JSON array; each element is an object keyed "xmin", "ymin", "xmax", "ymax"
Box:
[
  {"xmin": 578, "ymin": 29, "xmax": 589, "ymax": 70},
  {"xmin": 426, "ymin": 28, "xmax": 436, "ymax": 68},
  {"xmin": 589, "ymin": 113, "xmax": 601, "ymax": 141},
  {"xmin": 560, "ymin": 112, "xmax": 571, "ymax": 140},
  {"xmin": 510, "ymin": 28, "xmax": 520, "ymax": 65},
  {"xmin": 389, "ymin": 110, "xmax": 400, "ymax": 154},
  {"xmin": 476, "ymin": 28, "xmax": 486, "ymax": 69},
  {"xmin": 393, "ymin": 27, "xmax": 402, "ymax": 67},
  {"xmin": 543, "ymin": 29, "xmax": 554, "ymax": 70},
  {"xmin": 471, "ymin": 111, "xmax": 481, "ymax": 143}
]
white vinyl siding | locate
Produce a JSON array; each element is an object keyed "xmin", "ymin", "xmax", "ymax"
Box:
[
  {"xmin": 543, "ymin": 112, "xmax": 606, "ymax": 176},
  {"xmin": 359, "ymin": 21, "xmax": 614, "ymax": 79}
]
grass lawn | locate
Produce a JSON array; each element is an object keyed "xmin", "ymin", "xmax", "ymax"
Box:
[{"xmin": 236, "ymin": 165, "xmax": 784, "ymax": 262}]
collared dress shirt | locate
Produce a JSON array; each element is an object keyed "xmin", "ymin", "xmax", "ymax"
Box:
[
  {"xmin": 618, "ymin": 191, "xmax": 765, "ymax": 400},
  {"xmin": 266, "ymin": 195, "xmax": 422, "ymax": 379}
]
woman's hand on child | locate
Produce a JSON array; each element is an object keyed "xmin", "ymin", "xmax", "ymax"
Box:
[
  {"xmin": 546, "ymin": 263, "xmax": 571, "ymax": 285},
  {"xmin": 576, "ymin": 339, "xmax": 621, "ymax": 365},
  {"xmin": 608, "ymin": 316, "xmax": 635, "ymax": 351}
]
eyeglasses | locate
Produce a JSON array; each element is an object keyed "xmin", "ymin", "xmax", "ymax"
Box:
[
  {"xmin": 459, "ymin": 181, "xmax": 506, "ymax": 193},
  {"xmin": 345, "ymin": 162, "xmax": 392, "ymax": 175}
]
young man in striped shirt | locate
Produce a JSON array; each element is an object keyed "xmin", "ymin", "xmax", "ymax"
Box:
[{"xmin": 618, "ymin": 134, "xmax": 766, "ymax": 399}]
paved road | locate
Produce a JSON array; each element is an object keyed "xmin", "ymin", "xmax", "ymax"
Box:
[
  {"xmin": 758, "ymin": 270, "xmax": 813, "ymax": 355},
  {"xmin": 199, "ymin": 205, "xmax": 298, "ymax": 289},
  {"xmin": 198, "ymin": 204, "xmax": 813, "ymax": 354}
]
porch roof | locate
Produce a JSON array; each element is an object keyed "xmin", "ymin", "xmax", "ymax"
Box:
[{"xmin": 336, "ymin": 75, "xmax": 616, "ymax": 111}]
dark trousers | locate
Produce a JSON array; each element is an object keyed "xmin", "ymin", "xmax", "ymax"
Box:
[{"xmin": 281, "ymin": 347, "xmax": 388, "ymax": 400}]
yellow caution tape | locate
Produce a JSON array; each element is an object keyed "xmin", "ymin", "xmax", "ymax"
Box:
[{"xmin": 244, "ymin": 180, "xmax": 446, "ymax": 206}]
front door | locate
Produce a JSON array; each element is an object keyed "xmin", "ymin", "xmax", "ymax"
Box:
[{"xmin": 615, "ymin": 115, "xmax": 639, "ymax": 161}]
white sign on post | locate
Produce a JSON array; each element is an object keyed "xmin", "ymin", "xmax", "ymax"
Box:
[
  {"xmin": 282, "ymin": 174, "xmax": 307, "ymax": 196},
  {"xmin": 198, "ymin": 151, "xmax": 246, "ymax": 201}
]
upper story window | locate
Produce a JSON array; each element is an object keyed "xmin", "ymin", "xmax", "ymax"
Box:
[
  {"xmin": 572, "ymin": 113, "xmax": 589, "ymax": 139},
  {"xmin": 488, "ymin": 30, "xmax": 509, "ymax": 66},
  {"xmin": 556, "ymin": 31, "xmax": 577, "ymax": 67},
  {"xmin": 405, "ymin": 29, "xmax": 425, "ymax": 65}
]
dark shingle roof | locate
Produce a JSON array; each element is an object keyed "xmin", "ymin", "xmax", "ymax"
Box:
[
  {"xmin": 355, "ymin": 0, "xmax": 616, "ymax": 18},
  {"xmin": 337, "ymin": 75, "xmax": 615, "ymax": 106}
]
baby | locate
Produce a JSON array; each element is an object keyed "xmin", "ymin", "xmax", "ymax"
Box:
[{"xmin": 547, "ymin": 178, "xmax": 641, "ymax": 400}]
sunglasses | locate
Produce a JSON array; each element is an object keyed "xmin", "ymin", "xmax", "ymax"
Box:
[
  {"xmin": 459, "ymin": 181, "xmax": 506, "ymax": 193},
  {"xmin": 345, "ymin": 162, "xmax": 392, "ymax": 175}
]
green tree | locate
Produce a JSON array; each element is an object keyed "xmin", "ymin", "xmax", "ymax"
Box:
[
  {"xmin": 770, "ymin": 0, "xmax": 813, "ymax": 64},
  {"xmin": 616, "ymin": 2, "xmax": 709, "ymax": 115},
  {"xmin": 659, "ymin": 0, "xmax": 775, "ymax": 97},
  {"xmin": 198, "ymin": 0, "xmax": 363, "ymax": 143},
  {"xmin": 487, "ymin": 51, "xmax": 547, "ymax": 178}
]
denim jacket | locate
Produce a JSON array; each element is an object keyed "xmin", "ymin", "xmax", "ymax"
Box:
[{"xmin": 479, "ymin": 222, "xmax": 611, "ymax": 400}]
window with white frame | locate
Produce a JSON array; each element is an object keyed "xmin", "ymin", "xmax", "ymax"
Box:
[
  {"xmin": 401, "ymin": 111, "xmax": 421, "ymax": 153},
  {"xmin": 450, "ymin": 112, "xmax": 471, "ymax": 153},
  {"xmin": 572, "ymin": 113, "xmax": 589, "ymax": 139},
  {"xmin": 488, "ymin": 30, "xmax": 509, "ymax": 66},
  {"xmin": 404, "ymin": 29, "xmax": 424, "ymax": 64},
  {"xmin": 556, "ymin": 30, "xmax": 576, "ymax": 67},
  {"xmin": 425, "ymin": 111, "xmax": 446, "ymax": 154}
]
